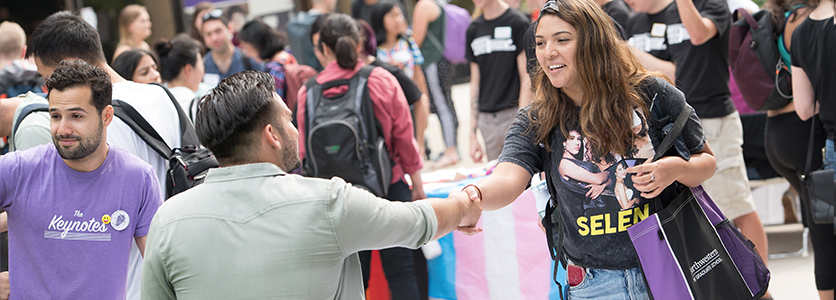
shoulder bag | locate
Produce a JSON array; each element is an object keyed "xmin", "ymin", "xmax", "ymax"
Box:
[{"xmin": 627, "ymin": 103, "xmax": 770, "ymax": 299}]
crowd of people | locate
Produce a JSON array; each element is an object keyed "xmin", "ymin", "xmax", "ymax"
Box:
[{"xmin": 0, "ymin": 0, "xmax": 833, "ymax": 298}]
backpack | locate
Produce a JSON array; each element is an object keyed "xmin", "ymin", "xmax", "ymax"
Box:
[
  {"xmin": 302, "ymin": 66, "xmax": 392, "ymax": 197},
  {"xmin": 729, "ymin": 8, "xmax": 793, "ymax": 111},
  {"xmin": 426, "ymin": 1, "xmax": 471, "ymax": 65},
  {"xmin": 12, "ymin": 103, "xmax": 48, "ymax": 137},
  {"xmin": 287, "ymin": 11, "xmax": 323, "ymax": 71},
  {"xmin": 112, "ymin": 83, "xmax": 219, "ymax": 199}
]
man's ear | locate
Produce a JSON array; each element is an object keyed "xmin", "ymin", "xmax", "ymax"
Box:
[
  {"xmin": 102, "ymin": 105, "xmax": 114, "ymax": 127},
  {"xmin": 263, "ymin": 123, "xmax": 282, "ymax": 149}
]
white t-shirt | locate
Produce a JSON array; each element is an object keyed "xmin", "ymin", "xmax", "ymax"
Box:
[
  {"xmin": 106, "ymin": 81, "xmax": 182, "ymax": 300},
  {"xmin": 108, "ymin": 81, "xmax": 182, "ymax": 196},
  {"xmin": 168, "ymin": 86, "xmax": 198, "ymax": 120}
]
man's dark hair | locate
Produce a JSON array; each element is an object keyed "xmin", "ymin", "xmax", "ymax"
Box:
[
  {"xmin": 195, "ymin": 70, "xmax": 278, "ymax": 165},
  {"xmin": 44, "ymin": 60, "xmax": 112, "ymax": 114},
  {"xmin": 154, "ymin": 34, "xmax": 202, "ymax": 81},
  {"xmin": 25, "ymin": 11, "xmax": 107, "ymax": 68},
  {"xmin": 112, "ymin": 49, "xmax": 158, "ymax": 81},
  {"xmin": 238, "ymin": 20, "xmax": 290, "ymax": 61}
]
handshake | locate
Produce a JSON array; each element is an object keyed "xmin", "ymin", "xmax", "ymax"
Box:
[{"xmin": 447, "ymin": 184, "xmax": 484, "ymax": 236}]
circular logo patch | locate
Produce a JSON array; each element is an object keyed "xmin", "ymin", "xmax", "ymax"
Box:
[
  {"xmin": 102, "ymin": 214, "xmax": 111, "ymax": 224},
  {"xmin": 110, "ymin": 210, "xmax": 130, "ymax": 231}
]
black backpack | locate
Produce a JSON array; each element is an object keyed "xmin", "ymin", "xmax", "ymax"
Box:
[
  {"xmin": 729, "ymin": 8, "xmax": 793, "ymax": 111},
  {"xmin": 111, "ymin": 83, "xmax": 219, "ymax": 199},
  {"xmin": 302, "ymin": 66, "xmax": 392, "ymax": 197}
]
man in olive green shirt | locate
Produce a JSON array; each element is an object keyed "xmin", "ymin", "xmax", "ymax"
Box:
[{"xmin": 140, "ymin": 71, "xmax": 481, "ymax": 299}]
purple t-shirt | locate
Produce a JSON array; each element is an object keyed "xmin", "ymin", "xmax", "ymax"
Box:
[{"xmin": 0, "ymin": 144, "xmax": 162, "ymax": 299}]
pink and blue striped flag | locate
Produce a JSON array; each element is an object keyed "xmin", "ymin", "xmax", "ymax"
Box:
[{"xmin": 424, "ymin": 178, "xmax": 565, "ymax": 300}]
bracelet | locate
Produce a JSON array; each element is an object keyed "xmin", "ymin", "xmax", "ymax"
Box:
[{"xmin": 461, "ymin": 184, "xmax": 482, "ymax": 201}]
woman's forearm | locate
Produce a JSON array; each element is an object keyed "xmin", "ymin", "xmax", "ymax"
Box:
[
  {"xmin": 670, "ymin": 145, "xmax": 716, "ymax": 187},
  {"xmin": 474, "ymin": 162, "xmax": 532, "ymax": 211}
]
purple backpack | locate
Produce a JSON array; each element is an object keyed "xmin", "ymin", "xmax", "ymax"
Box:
[{"xmin": 426, "ymin": 1, "xmax": 471, "ymax": 65}]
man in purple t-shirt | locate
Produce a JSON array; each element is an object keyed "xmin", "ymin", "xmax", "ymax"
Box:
[{"xmin": 0, "ymin": 60, "xmax": 162, "ymax": 299}]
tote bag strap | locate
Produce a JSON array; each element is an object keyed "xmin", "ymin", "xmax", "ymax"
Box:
[{"xmin": 652, "ymin": 105, "xmax": 693, "ymax": 162}]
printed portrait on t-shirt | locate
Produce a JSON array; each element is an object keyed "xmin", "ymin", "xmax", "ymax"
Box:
[{"xmin": 556, "ymin": 108, "xmax": 657, "ymax": 238}]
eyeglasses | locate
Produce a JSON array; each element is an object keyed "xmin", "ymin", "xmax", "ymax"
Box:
[
  {"xmin": 541, "ymin": 0, "xmax": 559, "ymax": 13},
  {"xmin": 202, "ymin": 8, "xmax": 224, "ymax": 22}
]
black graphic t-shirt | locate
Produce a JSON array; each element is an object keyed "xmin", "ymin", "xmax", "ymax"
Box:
[
  {"xmin": 498, "ymin": 77, "xmax": 706, "ymax": 269},
  {"xmin": 466, "ymin": 8, "xmax": 530, "ymax": 113},
  {"xmin": 625, "ymin": 0, "xmax": 735, "ymax": 119}
]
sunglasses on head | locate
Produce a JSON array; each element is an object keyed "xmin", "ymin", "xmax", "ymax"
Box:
[
  {"xmin": 541, "ymin": 0, "xmax": 559, "ymax": 13},
  {"xmin": 202, "ymin": 8, "xmax": 224, "ymax": 22}
]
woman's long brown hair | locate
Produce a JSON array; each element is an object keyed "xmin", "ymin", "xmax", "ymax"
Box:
[{"xmin": 529, "ymin": 0, "xmax": 669, "ymax": 159}]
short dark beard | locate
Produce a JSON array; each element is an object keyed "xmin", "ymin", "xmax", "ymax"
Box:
[
  {"xmin": 53, "ymin": 119, "xmax": 104, "ymax": 160},
  {"xmin": 278, "ymin": 125, "xmax": 301, "ymax": 171}
]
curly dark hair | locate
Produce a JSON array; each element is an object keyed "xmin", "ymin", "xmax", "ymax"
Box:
[{"xmin": 44, "ymin": 59, "xmax": 112, "ymax": 114}]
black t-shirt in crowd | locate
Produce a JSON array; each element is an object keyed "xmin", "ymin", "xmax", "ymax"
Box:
[
  {"xmin": 625, "ymin": 0, "xmax": 735, "ymax": 119},
  {"xmin": 371, "ymin": 59, "xmax": 422, "ymax": 105},
  {"xmin": 352, "ymin": 0, "xmax": 410, "ymax": 25},
  {"xmin": 466, "ymin": 8, "xmax": 530, "ymax": 113},
  {"xmin": 524, "ymin": 6, "xmax": 629, "ymax": 82},
  {"xmin": 603, "ymin": 0, "xmax": 632, "ymax": 30},
  {"xmin": 791, "ymin": 16, "xmax": 836, "ymax": 134},
  {"xmin": 498, "ymin": 77, "xmax": 706, "ymax": 269}
]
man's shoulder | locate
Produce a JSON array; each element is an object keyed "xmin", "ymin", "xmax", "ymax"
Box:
[
  {"xmin": 108, "ymin": 145, "xmax": 156, "ymax": 175},
  {"xmin": 13, "ymin": 93, "xmax": 50, "ymax": 136},
  {"xmin": 112, "ymin": 81, "xmax": 170, "ymax": 104},
  {"xmin": 156, "ymin": 171, "xmax": 349, "ymax": 223},
  {"xmin": 3, "ymin": 144, "xmax": 53, "ymax": 164}
]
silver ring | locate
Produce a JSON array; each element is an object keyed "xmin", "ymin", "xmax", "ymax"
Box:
[{"xmin": 650, "ymin": 174, "xmax": 655, "ymax": 182}]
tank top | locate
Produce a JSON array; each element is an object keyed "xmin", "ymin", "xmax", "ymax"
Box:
[{"xmin": 421, "ymin": 2, "xmax": 446, "ymax": 64}]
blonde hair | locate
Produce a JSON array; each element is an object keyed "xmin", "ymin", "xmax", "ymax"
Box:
[
  {"xmin": 529, "ymin": 0, "xmax": 668, "ymax": 158},
  {"xmin": 0, "ymin": 21, "xmax": 26, "ymax": 60},
  {"xmin": 118, "ymin": 5, "xmax": 149, "ymax": 48}
]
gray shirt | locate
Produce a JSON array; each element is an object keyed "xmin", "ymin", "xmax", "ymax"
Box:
[
  {"xmin": 9, "ymin": 92, "xmax": 50, "ymax": 152},
  {"xmin": 141, "ymin": 162, "xmax": 438, "ymax": 299}
]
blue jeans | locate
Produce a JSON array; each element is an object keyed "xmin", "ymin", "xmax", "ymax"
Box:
[
  {"xmin": 567, "ymin": 262, "xmax": 649, "ymax": 300},
  {"xmin": 824, "ymin": 139, "xmax": 836, "ymax": 179}
]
